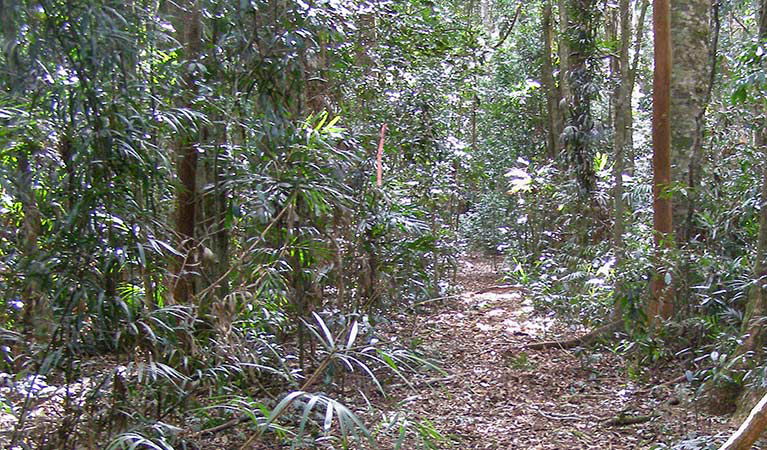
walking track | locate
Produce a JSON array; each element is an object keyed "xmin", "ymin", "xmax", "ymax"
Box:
[{"xmin": 369, "ymin": 255, "xmax": 733, "ymax": 449}]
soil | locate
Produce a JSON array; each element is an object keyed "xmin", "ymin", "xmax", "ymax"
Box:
[
  {"xmin": 0, "ymin": 255, "xmax": 748, "ymax": 449},
  {"xmin": 363, "ymin": 254, "xmax": 738, "ymax": 449}
]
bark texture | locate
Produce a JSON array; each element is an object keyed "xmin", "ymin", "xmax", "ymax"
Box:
[
  {"xmin": 720, "ymin": 392, "xmax": 767, "ymax": 450},
  {"xmin": 173, "ymin": 0, "xmax": 203, "ymax": 304},
  {"xmin": 610, "ymin": 0, "xmax": 633, "ymax": 317},
  {"xmin": 670, "ymin": 0, "xmax": 711, "ymax": 244},
  {"xmin": 649, "ymin": 0, "xmax": 674, "ymax": 320},
  {"xmin": 542, "ymin": 0, "xmax": 564, "ymax": 159},
  {"xmin": 730, "ymin": 0, "xmax": 767, "ymax": 419},
  {"xmin": 564, "ymin": 0, "xmax": 598, "ymax": 195}
]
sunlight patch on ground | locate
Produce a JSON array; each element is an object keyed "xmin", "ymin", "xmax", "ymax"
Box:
[{"xmin": 467, "ymin": 292, "xmax": 554, "ymax": 337}]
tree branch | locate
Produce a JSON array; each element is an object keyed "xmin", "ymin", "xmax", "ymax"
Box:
[{"xmin": 493, "ymin": 4, "xmax": 524, "ymax": 49}]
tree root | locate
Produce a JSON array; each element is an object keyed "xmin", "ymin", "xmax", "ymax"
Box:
[{"xmin": 525, "ymin": 320, "xmax": 623, "ymax": 350}]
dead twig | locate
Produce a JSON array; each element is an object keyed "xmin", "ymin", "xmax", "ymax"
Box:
[{"xmin": 530, "ymin": 405, "xmax": 599, "ymax": 421}]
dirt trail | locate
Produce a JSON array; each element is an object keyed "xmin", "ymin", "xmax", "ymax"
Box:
[{"xmin": 374, "ymin": 256, "xmax": 732, "ymax": 449}]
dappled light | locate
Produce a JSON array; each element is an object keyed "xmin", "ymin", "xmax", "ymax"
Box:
[{"xmin": 1, "ymin": 0, "xmax": 766, "ymax": 448}]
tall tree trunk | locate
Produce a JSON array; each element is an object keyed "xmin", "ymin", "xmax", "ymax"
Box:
[
  {"xmin": 564, "ymin": 0, "xmax": 598, "ymax": 195},
  {"xmin": 625, "ymin": 0, "xmax": 650, "ymax": 173},
  {"xmin": 605, "ymin": 1, "xmax": 618, "ymax": 131},
  {"xmin": 611, "ymin": 0, "xmax": 633, "ymax": 316},
  {"xmin": 735, "ymin": 127, "xmax": 767, "ymax": 417},
  {"xmin": 542, "ymin": 0, "xmax": 564, "ymax": 160},
  {"xmin": 1, "ymin": 0, "xmax": 48, "ymax": 335},
  {"xmin": 649, "ymin": 0, "xmax": 674, "ymax": 320},
  {"xmin": 198, "ymin": 127, "xmax": 231, "ymax": 326},
  {"xmin": 670, "ymin": 0, "xmax": 711, "ymax": 245},
  {"xmin": 558, "ymin": 0, "xmax": 572, "ymax": 111},
  {"xmin": 730, "ymin": 0, "xmax": 767, "ymax": 418},
  {"xmin": 172, "ymin": 0, "xmax": 203, "ymax": 304},
  {"xmin": 557, "ymin": 0, "xmax": 572, "ymax": 170},
  {"xmin": 17, "ymin": 151, "xmax": 48, "ymax": 337}
]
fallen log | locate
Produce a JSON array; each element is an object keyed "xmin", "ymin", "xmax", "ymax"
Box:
[
  {"xmin": 719, "ymin": 391, "xmax": 767, "ymax": 450},
  {"xmin": 525, "ymin": 320, "xmax": 623, "ymax": 350}
]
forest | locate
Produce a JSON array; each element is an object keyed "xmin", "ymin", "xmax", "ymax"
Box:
[{"xmin": 1, "ymin": 0, "xmax": 767, "ymax": 448}]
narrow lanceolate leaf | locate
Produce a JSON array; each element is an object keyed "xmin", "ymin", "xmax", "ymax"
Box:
[
  {"xmin": 313, "ymin": 311, "xmax": 335, "ymax": 348},
  {"xmin": 335, "ymin": 401, "xmax": 374, "ymax": 445},
  {"xmin": 346, "ymin": 355, "xmax": 384, "ymax": 393},
  {"xmin": 347, "ymin": 320, "xmax": 359, "ymax": 349},
  {"xmin": 323, "ymin": 398, "xmax": 335, "ymax": 432},
  {"xmin": 266, "ymin": 391, "xmax": 306, "ymax": 429},
  {"xmin": 136, "ymin": 242, "xmax": 146, "ymax": 267},
  {"xmin": 297, "ymin": 394, "xmax": 321, "ymax": 445},
  {"xmin": 304, "ymin": 319, "xmax": 333, "ymax": 351},
  {"xmin": 395, "ymin": 422, "xmax": 408, "ymax": 450}
]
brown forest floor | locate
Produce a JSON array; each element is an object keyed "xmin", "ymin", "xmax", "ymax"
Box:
[
  {"xmin": 1, "ymin": 255, "xmax": 751, "ymax": 449},
  {"xmin": 364, "ymin": 254, "xmax": 738, "ymax": 449}
]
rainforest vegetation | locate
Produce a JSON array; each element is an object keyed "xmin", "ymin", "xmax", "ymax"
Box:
[{"xmin": 1, "ymin": 0, "xmax": 767, "ymax": 448}]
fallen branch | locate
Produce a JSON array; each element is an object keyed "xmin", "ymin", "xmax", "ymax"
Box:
[
  {"xmin": 532, "ymin": 407, "xmax": 599, "ymax": 422},
  {"xmin": 633, "ymin": 369, "xmax": 706, "ymax": 396},
  {"xmin": 525, "ymin": 320, "xmax": 623, "ymax": 350},
  {"xmin": 409, "ymin": 294, "xmax": 463, "ymax": 308},
  {"xmin": 719, "ymin": 391, "xmax": 767, "ymax": 450},
  {"xmin": 474, "ymin": 284, "xmax": 527, "ymax": 295},
  {"xmin": 604, "ymin": 413, "xmax": 656, "ymax": 427},
  {"xmin": 193, "ymin": 415, "xmax": 250, "ymax": 437}
]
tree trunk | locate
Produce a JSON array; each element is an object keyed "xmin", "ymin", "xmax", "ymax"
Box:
[
  {"xmin": 626, "ymin": 0, "xmax": 650, "ymax": 174},
  {"xmin": 564, "ymin": 0, "xmax": 598, "ymax": 195},
  {"xmin": 199, "ymin": 128, "xmax": 231, "ymax": 325},
  {"xmin": 172, "ymin": 0, "xmax": 203, "ymax": 304},
  {"xmin": 670, "ymin": 0, "xmax": 711, "ymax": 245},
  {"xmin": 558, "ymin": 0, "xmax": 572, "ymax": 110},
  {"xmin": 611, "ymin": 0, "xmax": 633, "ymax": 316},
  {"xmin": 731, "ymin": 0, "xmax": 767, "ymax": 418},
  {"xmin": 703, "ymin": 0, "xmax": 765, "ymax": 419},
  {"xmin": 2, "ymin": 0, "xmax": 47, "ymax": 335},
  {"xmin": 648, "ymin": 0, "xmax": 674, "ymax": 320},
  {"xmin": 720, "ymin": 391, "xmax": 767, "ymax": 450},
  {"xmin": 17, "ymin": 151, "xmax": 48, "ymax": 337},
  {"xmin": 542, "ymin": 0, "xmax": 564, "ymax": 160}
]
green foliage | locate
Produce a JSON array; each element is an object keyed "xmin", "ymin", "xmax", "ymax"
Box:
[
  {"xmin": 0, "ymin": 0, "xmax": 460, "ymax": 447},
  {"xmin": 377, "ymin": 413, "xmax": 456, "ymax": 449},
  {"xmin": 1, "ymin": 0, "xmax": 766, "ymax": 445}
]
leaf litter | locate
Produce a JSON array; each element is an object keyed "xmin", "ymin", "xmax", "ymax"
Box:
[
  {"xmin": 363, "ymin": 255, "xmax": 738, "ymax": 449},
  {"xmin": 0, "ymin": 255, "xmax": 746, "ymax": 449}
]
